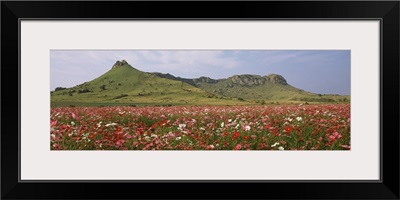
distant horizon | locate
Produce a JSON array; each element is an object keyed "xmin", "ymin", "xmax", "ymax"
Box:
[{"xmin": 50, "ymin": 50, "xmax": 351, "ymax": 95}]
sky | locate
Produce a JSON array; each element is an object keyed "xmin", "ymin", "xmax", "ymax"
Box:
[{"xmin": 50, "ymin": 50, "xmax": 350, "ymax": 95}]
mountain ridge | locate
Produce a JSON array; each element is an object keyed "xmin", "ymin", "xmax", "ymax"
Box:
[{"xmin": 51, "ymin": 60, "xmax": 350, "ymax": 107}]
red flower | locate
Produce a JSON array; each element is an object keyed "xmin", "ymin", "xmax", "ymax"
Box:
[
  {"xmin": 232, "ymin": 132, "xmax": 240, "ymax": 140},
  {"xmin": 244, "ymin": 136, "xmax": 249, "ymax": 140},
  {"xmin": 284, "ymin": 126, "xmax": 292, "ymax": 133},
  {"xmin": 116, "ymin": 127, "xmax": 122, "ymax": 132}
]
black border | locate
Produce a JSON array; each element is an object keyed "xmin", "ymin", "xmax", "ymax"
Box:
[{"xmin": 2, "ymin": 1, "xmax": 399, "ymax": 199}]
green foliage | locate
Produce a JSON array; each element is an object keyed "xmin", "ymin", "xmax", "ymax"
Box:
[
  {"xmin": 55, "ymin": 87, "xmax": 67, "ymax": 91},
  {"xmin": 78, "ymin": 88, "xmax": 91, "ymax": 94}
]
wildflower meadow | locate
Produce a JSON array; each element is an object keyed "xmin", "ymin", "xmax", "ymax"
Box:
[{"xmin": 50, "ymin": 104, "xmax": 350, "ymax": 150}]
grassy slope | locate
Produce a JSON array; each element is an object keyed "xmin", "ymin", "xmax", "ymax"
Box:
[
  {"xmin": 152, "ymin": 72, "xmax": 350, "ymax": 104},
  {"xmin": 196, "ymin": 78, "xmax": 350, "ymax": 103},
  {"xmin": 51, "ymin": 65, "xmax": 250, "ymax": 107},
  {"xmin": 197, "ymin": 79, "xmax": 304, "ymax": 100}
]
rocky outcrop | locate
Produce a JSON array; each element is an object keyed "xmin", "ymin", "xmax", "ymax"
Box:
[
  {"xmin": 152, "ymin": 72, "xmax": 177, "ymax": 80},
  {"xmin": 266, "ymin": 74, "xmax": 287, "ymax": 85},
  {"xmin": 148, "ymin": 65, "xmax": 288, "ymax": 87},
  {"xmin": 192, "ymin": 76, "xmax": 218, "ymax": 84},
  {"xmin": 112, "ymin": 60, "xmax": 129, "ymax": 69},
  {"xmin": 229, "ymin": 74, "xmax": 287, "ymax": 86},
  {"xmin": 231, "ymin": 75, "xmax": 266, "ymax": 86}
]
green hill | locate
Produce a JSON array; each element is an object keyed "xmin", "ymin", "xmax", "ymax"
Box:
[
  {"xmin": 51, "ymin": 60, "xmax": 350, "ymax": 107},
  {"xmin": 152, "ymin": 72, "xmax": 350, "ymax": 103},
  {"xmin": 51, "ymin": 60, "xmax": 249, "ymax": 107}
]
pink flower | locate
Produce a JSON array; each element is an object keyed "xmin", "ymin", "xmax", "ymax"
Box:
[
  {"xmin": 341, "ymin": 145, "xmax": 351, "ymax": 150},
  {"xmin": 71, "ymin": 112, "xmax": 80, "ymax": 120},
  {"xmin": 50, "ymin": 120, "xmax": 58, "ymax": 127},
  {"xmin": 116, "ymin": 139, "xmax": 125, "ymax": 147},
  {"xmin": 331, "ymin": 132, "xmax": 343, "ymax": 140},
  {"xmin": 234, "ymin": 144, "xmax": 242, "ymax": 150},
  {"xmin": 52, "ymin": 143, "xmax": 60, "ymax": 150}
]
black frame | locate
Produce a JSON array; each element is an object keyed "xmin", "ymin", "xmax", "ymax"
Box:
[{"xmin": 2, "ymin": 1, "xmax": 399, "ymax": 199}]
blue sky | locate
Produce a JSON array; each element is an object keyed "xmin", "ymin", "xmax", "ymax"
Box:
[{"xmin": 50, "ymin": 50, "xmax": 350, "ymax": 95}]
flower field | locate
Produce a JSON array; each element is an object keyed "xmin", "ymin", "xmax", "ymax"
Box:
[{"xmin": 50, "ymin": 104, "xmax": 350, "ymax": 150}]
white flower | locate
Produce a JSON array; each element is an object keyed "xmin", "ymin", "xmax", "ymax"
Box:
[
  {"xmin": 209, "ymin": 145, "xmax": 215, "ymax": 149},
  {"xmin": 105, "ymin": 122, "xmax": 117, "ymax": 127},
  {"xmin": 178, "ymin": 124, "xmax": 186, "ymax": 130},
  {"xmin": 151, "ymin": 134, "xmax": 158, "ymax": 138},
  {"xmin": 296, "ymin": 117, "xmax": 302, "ymax": 121},
  {"xmin": 221, "ymin": 122, "xmax": 225, "ymax": 128},
  {"xmin": 176, "ymin": 137, "xmax": 182, "ymax": 141},
  {"xmin": 71, "ymin": 121, "xmax": 75, "ymax": 126},
  {"xmin": 245, "ymin": 125, "xmax": 251, "ymax": 131},
  {"xmin": 97, "ymin": 122, "xmax": 102, "ymax": 127},
  {"xmin": 271, "ymin": 142, "xmax": 280, "ymax": 147},
  {"xmin": 228, "ymin": 119, "xmax": 232, "ymax": 123},
  {"xmin": 200, "ymin": 127, "xmax": 205, "ymax": 131},
  {"xmin": 51, "ymin": 134, "xmax": 56, "ymax": 138},
  {"xmin": 145, "ymin": 136, "xmax": 151, "ymax": 141},
  {"xmin": 235, "ymin": 124, "xmax": 240, "ymax": 129},
  {"xmin": 278, "ymin": 146, "xmax": 285, "ymax": 150}
]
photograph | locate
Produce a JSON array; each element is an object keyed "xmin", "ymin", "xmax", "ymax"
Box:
[
  {"xmin": 3, "ymin": 0, "xmax": 398, "ymax": 199},
  {"xmin": 50, "ymin": 50, "xmax": 351, "ymax": 150}
]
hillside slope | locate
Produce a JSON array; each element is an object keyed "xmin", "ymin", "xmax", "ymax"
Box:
[
  {"xmin": 151, "ymin": 72, "xmax": 348, "ymax": 102},
  {"xmin": 51, "ymin": 60, "xmax": 248, "ymax": 107},
  {"xmin": 52, "ymin": 60, "xmax": 350, "ymax": 107}
]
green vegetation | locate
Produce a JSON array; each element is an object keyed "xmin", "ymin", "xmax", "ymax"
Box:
[
  {"xmin": 51, "ymin": 60, "xmax": 350, "ymax": 107},
  {"xmin": 51, "ymin": 62, "xmax": 251, "ymax": 107}
]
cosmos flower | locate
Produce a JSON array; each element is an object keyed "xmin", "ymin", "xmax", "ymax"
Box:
[{"xmin": 234, "ymin": 144, "xmax": 242, "ymax": 150}]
